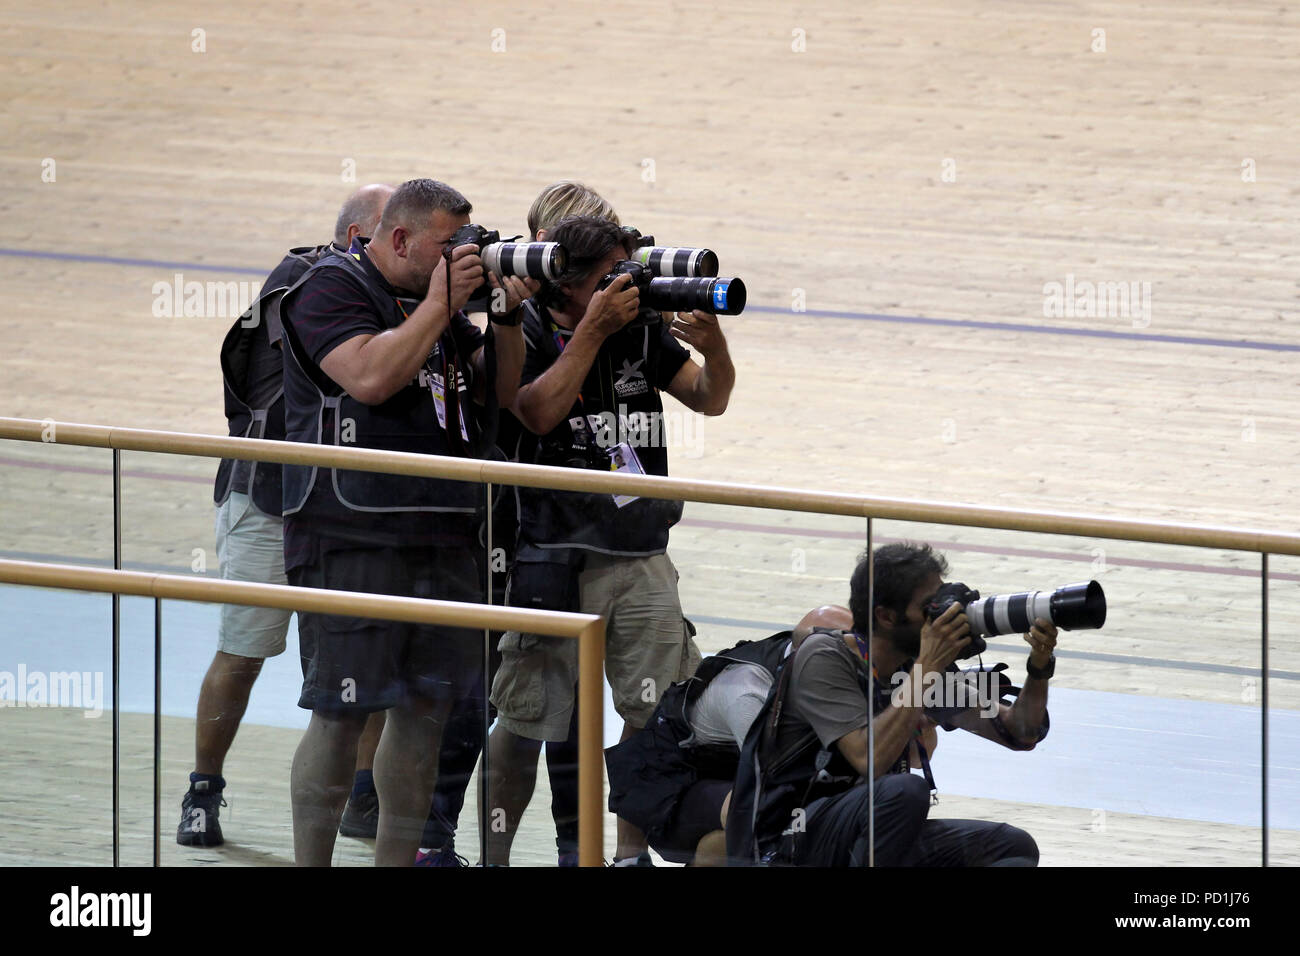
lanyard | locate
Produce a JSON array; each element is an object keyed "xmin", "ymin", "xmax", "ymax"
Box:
[
  {"xmin": 398, "ymin": 298, "xmax": 467, "ymax": 453},
  {"xmin": 851, "ymin": 630, "xmax": 939, "ymax": 803}
]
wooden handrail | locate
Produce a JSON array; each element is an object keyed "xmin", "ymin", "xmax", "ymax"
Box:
[
  {"xmin": 2, "ymin": 416, "xmax": 1298, "ymax": 554},
  {"xmin": 0, "ymin": 558, "xmax": 608, "ymax": 867}
]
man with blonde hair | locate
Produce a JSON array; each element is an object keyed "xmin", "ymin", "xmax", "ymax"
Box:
[{"xmin": 527, "ymin": 181, "xmax": 619, "ymax": 240}]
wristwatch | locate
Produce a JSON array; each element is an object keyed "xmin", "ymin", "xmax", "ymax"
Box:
[
  {"xmin": 1026, "ymin": 654, "xmax": 1055, "ymax": 681},
  {"xmin": 488, "ymin": 303, "xmax": 523, "ymax": 327}
]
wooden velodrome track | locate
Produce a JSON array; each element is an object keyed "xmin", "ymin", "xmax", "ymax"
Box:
[{"xmin": 1, "ymin": 1, "xmax": 1298, "ymax": 866}]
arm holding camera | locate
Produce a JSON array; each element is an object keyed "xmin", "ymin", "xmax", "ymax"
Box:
[
  {"xmin": 665, "ymin": 310, "xmax": 735, "ymax": 416},
  {"xmin": 834, "ymin": 603, "xmax": 972, "ymax": 779},
  {"xmin": 949, "ymin": 617, "xmax": 1056, "ymax": 749},
  {"xmin": 469, "ymin": 272, "xmax": 534, "ymax": 408},
  {"xmin": 513, "ymin": 273, "xmax": 640, "ymax": 434},
  {"xmin": 320, "ymin": 243, "xmax": 482, "ymax": 405}
]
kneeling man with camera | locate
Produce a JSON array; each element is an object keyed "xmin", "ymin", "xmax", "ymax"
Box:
[{"xmin": 727, "ymin": 542, "xmax": 1103, "ymax": 866}]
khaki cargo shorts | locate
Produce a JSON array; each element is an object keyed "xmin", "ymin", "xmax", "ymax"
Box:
[{"xmin": 490, "ymin": 551, "xmax": 701, "ymax": 741}]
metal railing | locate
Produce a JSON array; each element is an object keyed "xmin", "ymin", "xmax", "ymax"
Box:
[{"xmin": 2, "ymin": 416, "xmax": 1295, "ymax": 866}]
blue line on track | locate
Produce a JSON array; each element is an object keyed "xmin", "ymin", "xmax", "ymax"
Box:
[{"xmin": 4, "ymin": 246, "xmax": 1296, "ymax": 352}]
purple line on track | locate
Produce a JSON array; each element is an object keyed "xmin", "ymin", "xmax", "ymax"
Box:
[
  {"xmin": 3, "ymin": 247, "xmax": 1297, "ymax": 352},
  {"xmin": 0, "ymin": 454, "xmax": 210, "ymax": 485},
  {"xmin": 0, "ymin": 247, "xmax": 267, "ymax": 275},
  {"xmin": 744, "ymin": 305, "xmax": 1300, "ymax": 353}
]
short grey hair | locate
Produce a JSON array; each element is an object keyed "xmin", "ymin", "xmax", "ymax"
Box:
[
  {"xmin": 377, "ymin": 178, "xmax": 472, "ymax": 236},
  {"xmin": 333, "ymin": 184, "xmax": 392, "ymax": 245}
]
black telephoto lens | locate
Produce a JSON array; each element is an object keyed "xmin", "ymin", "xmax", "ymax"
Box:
[{"xmin": 643, "ymin": 276, "xmax": 746, "ymax": 316}]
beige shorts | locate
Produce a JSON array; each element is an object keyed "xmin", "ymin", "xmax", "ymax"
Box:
[
  {"xmin": 490, "ymin": 551, "xmax": 701, "ymax": 742},
  {"xmin": 215, "ymin": 493, "xmax": 292, "ymax": 659}
]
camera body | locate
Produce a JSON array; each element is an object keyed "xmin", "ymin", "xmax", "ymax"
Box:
[
  {"xmin": 924, "ymin": 583, "xmax": 988, "ymax": 658},
  {"xmin": 445, "ymin": 223, "xmax": 568, "ymax": 312}
]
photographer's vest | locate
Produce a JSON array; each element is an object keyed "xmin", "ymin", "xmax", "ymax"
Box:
[
  {"xmin": 515, "ymin": 300, "xmax": 682, "ymax": 556},
  {"xmin": 606, "ymin": 629, "xmax": 792, "ymax": 846},
  {"xmin": 213, "ymin": 245, "xmax": 330, "ymax": 516},
  {"xmin": 277, "ymin": 244, "xmax": 481, "ymax": 520}
]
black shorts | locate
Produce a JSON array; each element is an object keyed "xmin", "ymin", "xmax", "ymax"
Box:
[
  {"xmin": 652, "ymin": 778, "xmax": 732, "ymax": 865},
  {"xmin": 290, "ymin": 544, "xmax": 484, "ymax": 714}
]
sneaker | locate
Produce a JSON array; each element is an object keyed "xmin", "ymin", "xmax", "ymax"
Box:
[
  {"xmin": 338, "ymin": 789, "xmax": 379, "ymax": 839},
  {"xmin": 176, "ymin": 777, "xmax": 226, "ymax": 847},
  {"xmin": 415, "ymin": 841, "xmax": 470, "ymax": 867},
  {"xmin": 609, "ymin": 851, "xmax": 654, "ymax": 867}
]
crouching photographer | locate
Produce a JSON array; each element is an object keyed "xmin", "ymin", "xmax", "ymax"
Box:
[{"xmin": 726, "ymin": 542, "xmax": 1090, "ymax": 867}]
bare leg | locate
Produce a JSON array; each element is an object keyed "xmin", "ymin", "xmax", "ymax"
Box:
[
  {"xmin": 194, "ymin": 651, "xmax": 265, "ymax": 776},
  {"xmin": 482, "ymin": 724, "xmax": 544, "ymax": 865},
  {"xmin": 373, "ymin": 696, "xmax": 452, "ymax": 866},
  {"xmin": 291, "ymin": 710, "xmax": 367, "ymax": 866},
  {"xmin": 691, "ymin": 830, "xmax": 727, "ymax": 867},
  {"xmin": 614, "ymin": 721, "xmax": 649, "ymax": 860},
  {"xmin": 355, "ymin": 711, "xmax": 385, "ymax": 772}
]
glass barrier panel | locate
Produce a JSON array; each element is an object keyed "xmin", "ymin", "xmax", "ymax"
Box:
[
  {"xmin": 1264, "ymin": 553, "xmax": 1300, "ymax": 865},
  {"xmin": 869, "ymin": 518, "xmax": 1281, "ymax": 866},
  {"xmin": 1, "ymin": 439, "xmax": 115, "ymax": 864}
]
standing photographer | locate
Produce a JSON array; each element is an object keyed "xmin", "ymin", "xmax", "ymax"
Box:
[
  {"xmin": 485, "ymin": 215, "xmax": 735, "ymax": 865},
  {"xmin": 178, "ymin": 184, "xmax": 393, "ymax": 850},
  {"xmin": 727, "ymin": 542, "xmax": 1054, "ymax": 866},
  {"xmin": 278, "ymin": 178, "xmax": 533, "ymax": 866}
]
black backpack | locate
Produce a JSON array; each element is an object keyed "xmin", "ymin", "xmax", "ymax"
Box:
[{"xmin": 605, "ymin": 629, "xmax": 792, "ymax": 850}]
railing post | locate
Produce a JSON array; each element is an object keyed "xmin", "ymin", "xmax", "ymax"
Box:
[
  {"xmin": 480, "ymin": 481, "xmax": 493, "ymax": 866},
  {"xmin": 577, "ymin": 618, "xmax": 606, "ymax": 867},
  {"xmin": 1261, "ymin": 552, "xmax": 1269, "ymax": 867},
  {"xmin": 866, "ymin": 517, "xmax": 874, "ymax": 868},
  {"xmin": 112, "ymin": 447, "xmax": 122, "ymax": 867},
  {"xmin": 154, "ymin": 597, "xmax": 162, "ymax": 868}
]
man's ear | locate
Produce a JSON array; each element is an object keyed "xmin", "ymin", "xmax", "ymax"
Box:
[
  {"xmin": 390, "ymin": 226, "xmax": 409, "ymax": 257},
  {"xmin": 873, "ymin": 605, "xmax": 896, "ymax": 633}
]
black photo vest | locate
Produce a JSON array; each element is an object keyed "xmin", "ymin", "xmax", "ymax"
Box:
[
  {"xmin": 213, "ymin": 245, "xmax": 330, "ymax": 516},
  {"xmin": 277, "ymin": 244, "xmax": 480, "ymax": 520},
  {"xmin": 516, "ymin": 301, "xmax": 682, "ymax": 556}
]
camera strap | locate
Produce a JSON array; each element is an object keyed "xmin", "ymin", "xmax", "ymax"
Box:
[{"xmin": 913, "ymin": 739, "xmax": 939, "ymax": 805}]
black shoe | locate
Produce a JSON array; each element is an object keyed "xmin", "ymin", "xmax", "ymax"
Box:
[
  {"xmin": 339, "ymin": 789, "xmax": 379, "ymax": 839},
  {"xmin": 177, "ymin": 777, "xmax": 226, "ymax": 847}
]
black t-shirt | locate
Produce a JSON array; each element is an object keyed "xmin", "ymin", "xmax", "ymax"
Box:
[
  {"xmin": 290, "ymin": 250, "xmax": 483, "ymax": 377},
  {"xmin": 516, "ymin": 304, "xmax": 691, "ymax": 555},
  {"xmin": 281, "ymin": 246, "xmax": 486, "ymax": 569}
]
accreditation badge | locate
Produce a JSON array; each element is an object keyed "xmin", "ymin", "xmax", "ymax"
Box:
[{"xmin": 609, "ymin": 441, "xmax": 645, "ymax": 508}]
